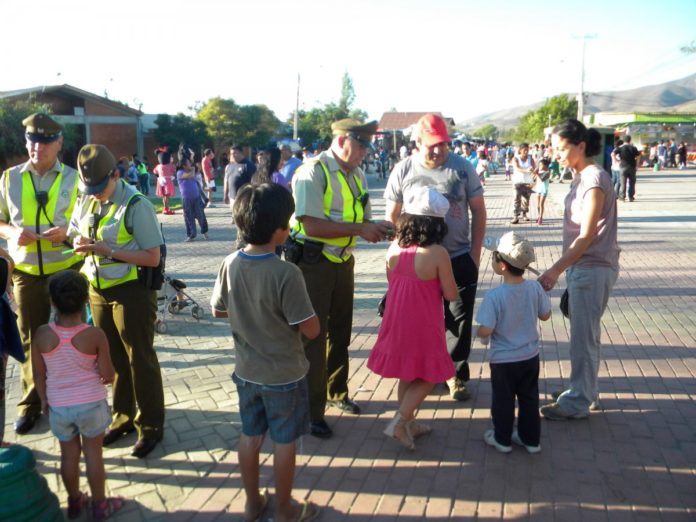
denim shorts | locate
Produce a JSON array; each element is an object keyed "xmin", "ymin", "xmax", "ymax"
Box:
[
  {"xmin": 232, "ymin": 373, "xmax": 310, "ymax": 444},
  {"xmin": 49, "ymin": 399, "xmax": 111, "ymax": 441}
]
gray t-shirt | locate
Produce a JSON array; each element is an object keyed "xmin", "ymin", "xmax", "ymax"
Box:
[
  {"xmin": 562, "ymin": 164, "xmax": 620, "ymax": 270},
  {"xmin": 384, "ymin": 153, "xmax": 484, "ymax": 257},
  {"xmin": 476, "ymin": 280, "xmax": 551, "ymax": 364},
  {"xmin": 210, "ymin": 250, "xmax": 315, "ymax": 385}
]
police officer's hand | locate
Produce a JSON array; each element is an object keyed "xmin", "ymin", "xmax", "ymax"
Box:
[
  {"xmin": 12, "ymin": 226, "xmax": 40, "ymax": 246},
  {"xmin": 73, "ymin": 236, "xmax": 94, "ymax": 256},
  {"xmin": 359, "ymin": 221, "xmax": 390, "ymax": 243},
  {"xmin": 75, "ymin": 239, "xmax": 112, "ymax": 257},
  {"xmin": 41, "ymin": 226, "xmax": 68, "ymax": 243}
]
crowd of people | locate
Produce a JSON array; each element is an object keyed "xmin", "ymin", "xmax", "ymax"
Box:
[{"xmin": 0, "ymin": 110, "xmax": 626, "ymax": 521}]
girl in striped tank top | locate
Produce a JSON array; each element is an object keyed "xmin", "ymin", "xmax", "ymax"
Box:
[{"xmin": 31, "ymin": 270, "xmax": 123, "ymax": 520}]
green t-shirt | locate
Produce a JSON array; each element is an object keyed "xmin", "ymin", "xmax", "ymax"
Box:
[{"xmin": 210, "ymin": 250, "xmax": 315, "ymax": 385}]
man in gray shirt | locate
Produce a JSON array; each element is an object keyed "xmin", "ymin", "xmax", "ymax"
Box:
[{"xmin": 385, "ymin": 114, "xmax": 487, "ymax": 401}]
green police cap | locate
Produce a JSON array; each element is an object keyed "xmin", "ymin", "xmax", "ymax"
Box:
[
  {"xmin": 23, "ymin": 113, "xmax": 63, "ymax": 143},
  {"xmin": 331, "ymin": 118, "xmax": 378, "ymax": 149},
  {"xmin": 77, "ymin": 144, "xmax": 116, "ymax": 195}
]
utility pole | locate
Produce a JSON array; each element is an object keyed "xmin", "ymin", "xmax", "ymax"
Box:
[
  {"xmin": 293, "ymin": 73, "xmax": 300, "ymax": 141},
  {"xmin": 575, "ymin": 34, "xmax": 596, "ymax": 122}
]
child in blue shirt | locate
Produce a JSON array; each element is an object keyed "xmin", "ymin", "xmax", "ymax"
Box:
[{"xmin": 476, "ymin": 232, "xmax": 551, "ymax": 454}]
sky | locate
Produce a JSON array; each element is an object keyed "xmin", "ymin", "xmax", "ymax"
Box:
[{"xmin": 3, "ymin": 0, "xmax": 696, "ymax": 128}]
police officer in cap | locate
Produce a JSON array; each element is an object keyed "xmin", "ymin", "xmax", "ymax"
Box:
[
  {"xmin": 289, "ymin": 118, "xmax": 390, "ymax": 438},
  {"xmin": 70, "ymin": 144, "xmax": 165, "ymax": 458},
  {"xmin": 0, "ymin": 113, "xmax": 82, "ymax": 435}
]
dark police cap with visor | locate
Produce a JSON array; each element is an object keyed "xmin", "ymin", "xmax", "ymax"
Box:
[
  {"xmin": 77, "ymin": 144, "xmax": 117, "ymax": 195},
  {"xmin": 23, "ymin": 113, "xmax": 63, "ymax": 143},
  {"xmin": 331, "ymin": 118, "xmax": 378, "ymax": 150}
]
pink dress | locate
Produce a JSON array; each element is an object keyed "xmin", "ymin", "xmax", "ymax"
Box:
[
  {"xmin": 154, "ymin": 163, "xmax": 176, "ymax": 197},
  {"xmin": 367, "ymin": 245, "xmax": 455, "ymax": 382}
]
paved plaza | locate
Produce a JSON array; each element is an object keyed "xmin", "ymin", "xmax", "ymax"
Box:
[{"xmin": 4, "ymin": 167, "xmax": 696, "ymax": 521}]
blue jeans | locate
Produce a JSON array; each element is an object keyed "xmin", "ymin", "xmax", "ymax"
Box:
[
  {"xmin": 233, "ymin": 373, "xmax": 310, "ymax": 444},
  {"xmin": 182, "ymin": 197, "xmax": 209, "ymax": 239},
  {"xmin": 557, "ymin": 266, "xmax": 618, "ymax": 415}
]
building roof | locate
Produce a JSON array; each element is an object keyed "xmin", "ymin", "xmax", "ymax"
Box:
[
  {"xmin": 589, "ymin": 111, "xmax": 696, "ymax": 126},
  {"xmin": 378, "ymin": 112, "xmax": 455, "ymax": 131},
  {"xmin": 0, "ymin": 84, "xmax": 143, "ymax": 116}
]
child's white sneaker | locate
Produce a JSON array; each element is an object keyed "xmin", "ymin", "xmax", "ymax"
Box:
[
  {"xmin": 484, "ymin": 429, "xmax": 512, "ymax": 453},
  {"xmin": 511, "ymin": 430, "xmax": 541, "ymax": 454}
]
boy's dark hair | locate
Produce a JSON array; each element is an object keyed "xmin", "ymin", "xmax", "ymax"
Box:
[
  {"xmin": 48, "ymin": 270, "xmax": 89, "ymax": 315},
  {"xmin": 494, "ymin": 252, "xmax": 525, "ymax": 277},
  {"xmin": 233, "ymin": 183, "xmax": 295, "ymax": 245},
  {"xmin": 396, "ymin": 213, "xmax": 448, "ymax": 247}
]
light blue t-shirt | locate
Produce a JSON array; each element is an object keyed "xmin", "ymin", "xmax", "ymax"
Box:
[{"xmin": 476, "ymin": 280, "xmax": 551, "ymax": 364}]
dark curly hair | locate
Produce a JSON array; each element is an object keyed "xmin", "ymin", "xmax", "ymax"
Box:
[
  {"xmin": 48, "ymin": 270, "xmax": 89, "ymax": 315},
  {"xmin": 396, "ymin": 213, "xmax": 448, "ymax": 247}
]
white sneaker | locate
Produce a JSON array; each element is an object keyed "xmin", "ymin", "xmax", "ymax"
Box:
[
  {"xmin": 511, "ymin": 430, "xmax": 541, "ymax": 454},
  {"xmin": 484, "ymin": 429, "xmax": 512, "ymax": 453}
]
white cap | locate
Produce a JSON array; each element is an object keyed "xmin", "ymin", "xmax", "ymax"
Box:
[
  {"xmin": 403, "ymin": 186, "xmax": 449, "ymax": 218},
  {"xmin": 484, "ymin": 231, "xmax": 539, "ymax": 274}
]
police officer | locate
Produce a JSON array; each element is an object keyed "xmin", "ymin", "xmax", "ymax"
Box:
[
  {"xmin": 71, "ymin": 144, "xmax": 165, "ymax": 458},
  {"xmin": 290, "ymin": 119, "xmax": 389, "ymax": 438},
  {"xmin": 0, "ymin": 113, "xmax": 82, "ymax": 435}
]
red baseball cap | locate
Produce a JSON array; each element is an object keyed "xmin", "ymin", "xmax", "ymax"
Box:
[{"xmin": 417, "ymin": 113, "xmax": 450, "ymax": 146}]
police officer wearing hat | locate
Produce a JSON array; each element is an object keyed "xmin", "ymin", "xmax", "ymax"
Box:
[
  {"xmin": 288, "ymin": 118, "xmax": 390, "ymax": 438},
  {"xmin": 0, "ymin": 113, "xmax": 82, "ymax": 435},
  {"xmin": 70, "ymin": 144, "xmax": 165, "ymax": 458}
]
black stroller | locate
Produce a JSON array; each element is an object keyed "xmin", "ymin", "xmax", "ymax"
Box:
[{"xmin": 155, "ymin": 273, "xmax": 204, "ymax": 334}]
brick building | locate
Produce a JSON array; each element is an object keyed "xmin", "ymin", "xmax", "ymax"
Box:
[{"xmin": 0, "ymin": 84, "xmax": 158, "ymax": 168}]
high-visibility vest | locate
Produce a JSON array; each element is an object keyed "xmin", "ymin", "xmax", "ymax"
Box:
[
  {"xmin": 290, "ymin": 159, "xmax": 367, "ymax": 263},
  {"xmin": 75, "ymin": 181, "xmax": 140, "ymax": 290},
  {"xmin": 1, "ymin": 163, "xmax": 81, "ymax": 276}
]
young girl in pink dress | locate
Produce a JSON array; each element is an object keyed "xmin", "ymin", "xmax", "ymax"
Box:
[
  {"xmin": 368, "ymin": 187, "xmax": 458, "ymax": 450},
  {"xmin": 153, "ymin": 147, "xmax": 176, "ymax": 215}
]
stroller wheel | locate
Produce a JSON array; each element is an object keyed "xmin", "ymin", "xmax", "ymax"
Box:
[
  {"xmin": 168, "ymin": 302, "xmax": 181, "ymax": 315},
  {"xmin": 191, "ymin": 305, "xmax": 204, "ymax": 320},
  {"xmin": 155, "ymin": 320, "xmax": 167, "ymax": 334}
]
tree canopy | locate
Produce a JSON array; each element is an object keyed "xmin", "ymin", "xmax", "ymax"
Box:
[
  {"xmin": 513, "ymin": 94, "xmax": 578, "ymax": 143},
  {"xmin": 153, "ymin": 113, "xmax": 209, "ymax": 153}
]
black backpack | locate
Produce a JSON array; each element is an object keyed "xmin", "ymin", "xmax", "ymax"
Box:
[{"xmin": 125, "ymin": 196, "xmax": 166, "ymax": 291}]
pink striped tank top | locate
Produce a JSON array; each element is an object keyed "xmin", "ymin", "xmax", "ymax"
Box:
[{"xmin": 42, "ymin": 323, "xmax": 107, "ymax": 407}]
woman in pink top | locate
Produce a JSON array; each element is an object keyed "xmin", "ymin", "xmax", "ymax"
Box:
[
  {"xmin": 31, "ymin": 270, "xmax": 123, "ymax": 520},
  {"xmin": 368, "ymin": 187, "xmax": 458, "ymax": 450},
  {"xmin": 153, "ymin": 148, "xmax": 176, "ymax": 215}
]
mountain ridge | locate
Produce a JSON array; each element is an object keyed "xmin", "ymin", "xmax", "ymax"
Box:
[{"xmin": 461, "ymin": 72, "xmax": 696, "ymax": 130}]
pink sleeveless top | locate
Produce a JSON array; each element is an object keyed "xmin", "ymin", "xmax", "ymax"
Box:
[
  {"xmin": 42, "ymin": 323, "xmax": 107, "ymax": 407},
  {"xmin": 367, "ymin": 245, "xmax": 455, "ymax": 383}
]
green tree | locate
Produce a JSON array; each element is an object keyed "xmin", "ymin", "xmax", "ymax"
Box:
[
  {"xmin": 473, "ymin": 124, "xmax": 499, "ymax": 140},
  {"xmin": 288, "ymin": 71, "xmax": 369, "ymax": 147},
  {"xmin": 195, "ymin": 97, "xmax": 243, "ymax": 152},
  {"xmin": 339, "ymin": 72, "xmax": 356, "ymax": 114},
  {"xmin": 236, "ymin": 105, "xmax": 282, "ymax": 147},
  {"xmin": 153, "ymin": 113, "xmax": 208, "ymax": 153},
  {"xmin": 513, "ymin": 94, "xmax": 577, "ymax": 143}
]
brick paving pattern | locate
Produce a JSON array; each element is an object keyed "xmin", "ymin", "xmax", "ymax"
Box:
[{"xmin": 4, "ymin": 167, "xmax": 696, "ymax": 520}]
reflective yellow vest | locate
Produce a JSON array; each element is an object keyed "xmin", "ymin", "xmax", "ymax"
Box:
[
  {"xmin": 290, "ymin": 160, "xmax": 367, "ymax": 263},
  {"xmin": 1, "ymin": 163, "xmax": 81, "ymax": 276},
  {"xmin": 76, "ymin": 182, "xmax": 140, "ymax": 290}
]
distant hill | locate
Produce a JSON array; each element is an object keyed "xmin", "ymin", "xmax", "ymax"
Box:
[{"xmin": 462, "ymin": 72, "xmax": 696, "ymax": 130}]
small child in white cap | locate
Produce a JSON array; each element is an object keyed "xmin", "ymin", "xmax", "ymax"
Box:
[
  {"xmin": 475, "ymin": 231, "xmax": 551, "ymax": 454},
  {"xmin": 367, "ymin": 186, "xmax": 458, "ymax": 451}
]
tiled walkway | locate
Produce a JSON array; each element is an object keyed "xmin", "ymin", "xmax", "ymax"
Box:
[{"xmin": 5, "ymin": 167, "xmax": 696, "ymax": 521}]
